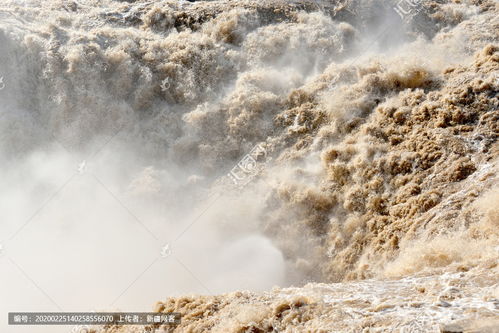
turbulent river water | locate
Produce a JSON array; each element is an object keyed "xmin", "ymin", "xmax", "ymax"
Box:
[{"xmin": 0, "ymin": 0, "xmax": 497, "ymax": 332}]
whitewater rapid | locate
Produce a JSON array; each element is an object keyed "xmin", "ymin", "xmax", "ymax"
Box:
[{"xmin": 0, "ymin": 0, "xmax": 497, "ymax": 332}]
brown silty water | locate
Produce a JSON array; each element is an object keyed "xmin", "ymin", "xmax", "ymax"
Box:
[{"xmin": 0, "ymin": 0, "xmax": 497, "ymax": 332}]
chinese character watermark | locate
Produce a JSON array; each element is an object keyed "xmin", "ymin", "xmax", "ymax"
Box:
[
  {"xmin": 0, "ymin": 76, "xmax": 5, "ymax": 90},
  {"xmin": 77, "ymin": 160, "xmax": 87, "ymax": 174},
  {"xmin": 325, "ymin": 247, "xmax": 334, "ymax": 258},
  {"xmin": 160, "ymin": 244, "xmax": 171, "ymax": 258},
  {"xmin": 160, "ymin": 78, "xmax": 170, "ymax": 92},
  {"xmin": 323, "ymin": 295, "xmax": 335, "ymax": 304},
  {"xmin": 227, "ymin": 143, "xmax": 268, "ymax": 187},
  {"xmin": 71, "ymin": 325, "xmax": 91, "ymax": 333},
  {"xmin": 393, "ymin": 0, "xmax": 424, "ymax": 20},
  {"xmin": 398, "ymin": 319, "xmax": 439, "ymax": 333}
]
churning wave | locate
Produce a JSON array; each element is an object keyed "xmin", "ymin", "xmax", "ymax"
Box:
[{"xmin": 0, "ymin": 0, "xmax": 497, "ymax": 332}]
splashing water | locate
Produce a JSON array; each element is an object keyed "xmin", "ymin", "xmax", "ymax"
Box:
[{"xmin": 0, "ymin": 0, "xmax": 497, "ymax": 332}]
